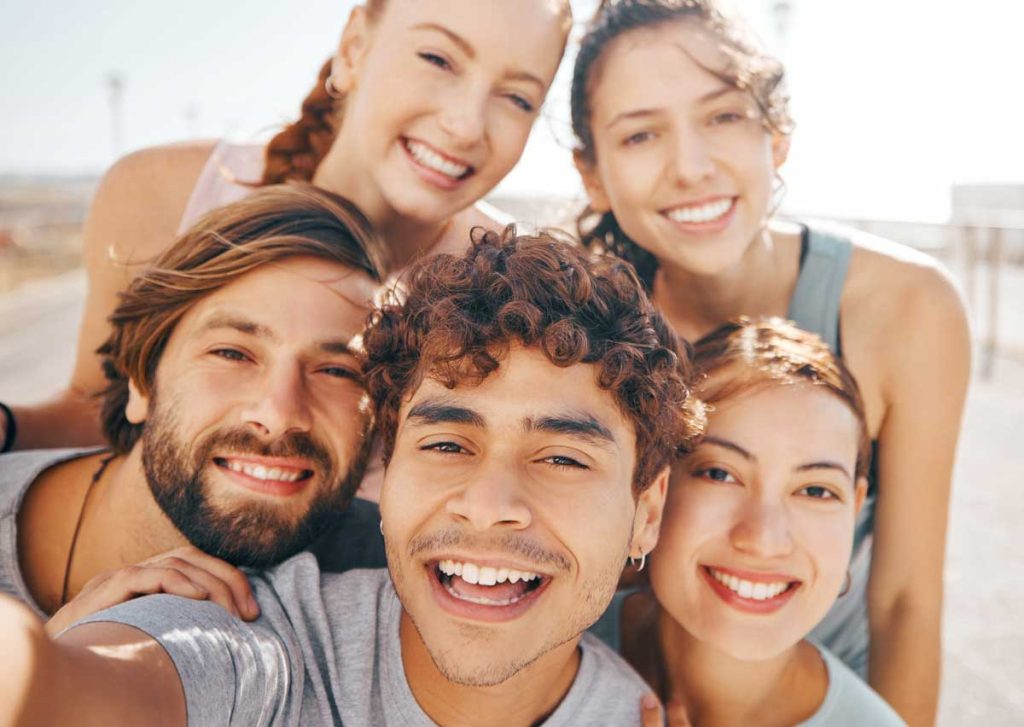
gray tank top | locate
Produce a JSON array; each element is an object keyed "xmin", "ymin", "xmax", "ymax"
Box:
[{"xmin": 788, "ymin": 225, "xmax": 874, "ymax": 679}]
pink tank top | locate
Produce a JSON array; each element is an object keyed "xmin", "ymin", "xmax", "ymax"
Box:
[{"xmin": 177, "ymin": 141, "xmax": 265, "ymax": 234}]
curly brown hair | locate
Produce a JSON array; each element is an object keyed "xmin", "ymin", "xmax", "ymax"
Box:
[
  {"xmin": 98, "ymin": 183, "xmax": 388, "ymax": 454},
  {"xmin": 692, "ymin": 317, "xmax": 871, "ymax": 479},
  {"xmin": 363, "ymin": 226, "xmax": 705, "ymax": 493}
]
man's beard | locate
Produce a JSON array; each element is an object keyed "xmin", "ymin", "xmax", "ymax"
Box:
[{"xmin": 141, "ymin": 397, "xmax": 369, "ymax": 568}]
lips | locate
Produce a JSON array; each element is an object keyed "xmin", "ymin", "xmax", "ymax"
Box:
[
  {"xmin": 213, "ymin": 455, "xmax": 314, "ymax": 497},
  {"xmin": 402, "ymin": 137, "xmax": 475, "ymax": 190},
  {"xmin": 701, "ymin": 565, "xmax": 801, "ymax": 614},
  {"xmin": 427, "ymin": 556, "xmax": 551, "ymax": 622}
]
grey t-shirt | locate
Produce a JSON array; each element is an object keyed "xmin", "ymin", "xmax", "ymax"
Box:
[
  {"xmin": 0, "ymin": 447, "xmax": 102, "ymax": 617},
  {"xmin": 79, "ymin": 556, "xmax": 652, "ymax": 726}
]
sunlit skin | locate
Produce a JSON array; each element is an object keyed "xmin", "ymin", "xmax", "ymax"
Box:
[
  {"xmin": 652, "ymin": 383, "xmax": 866, "ymax": 661},
  {"xmin": 320, "ymin": 0, "xmax": 568, "ymax": 260},
  {"xmin": 577, "ymin": 20, "xmax": 789, "ymax": 279},
  {"xmin": 125, "ymin": 256, "xmax": 378, "ymax": 528},
  {"xmin": 639, "ymin": 383, "xmax": 866, "ymax": 725},
  {"xmin": 382, "ymin": 346, "xmax": 666, "ymax": 723}
]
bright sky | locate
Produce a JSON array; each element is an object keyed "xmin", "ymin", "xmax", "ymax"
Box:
[{"xmin": 0, "ymin": 0, "xmax": 1018, "ymax": 221}]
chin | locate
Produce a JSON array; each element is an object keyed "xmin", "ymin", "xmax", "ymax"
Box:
[{"xmin": 703, "ymin": 623, "xmax": 804, "ymax": 662}]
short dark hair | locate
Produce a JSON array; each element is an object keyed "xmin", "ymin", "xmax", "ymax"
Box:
[
  {"xmin": 98, "ymin": 183, "xmax": 388, "ymax": 453},
  {"xmin": 362, "ymin": 226, "xmax": 705, "ymax": 492}
]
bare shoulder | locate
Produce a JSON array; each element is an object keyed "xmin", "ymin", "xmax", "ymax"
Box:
[
  {"xmin": 844, "ymin": 227, "xmax": 968, "ymax": 327},
  {"xmin": 83, "ymin": 139, "xmax": 219, "ymax": 268}
]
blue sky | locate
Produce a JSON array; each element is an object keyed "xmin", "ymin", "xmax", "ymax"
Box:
[{"xmin": 0, "ymin": 0, "xmax": 1019, "ymax": 221}]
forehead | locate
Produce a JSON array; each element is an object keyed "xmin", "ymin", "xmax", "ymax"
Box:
[
  {"xmin": 590, "ymin": 20, "xmax": 740, "ymax": 116},
  {"xmin": 174, "ymin": 256, "xmax": 377, "ymax": 343},
  {"xmin": 703, "ymin": 384, "xmax": 859, "ymax": 463},
  {"xmin": 401, "ymin": 347, "xmax": 635, "ymax": 440},
  {"xmin": 381, "ymin": 0, "xmax": 567, "ymax": 80}
]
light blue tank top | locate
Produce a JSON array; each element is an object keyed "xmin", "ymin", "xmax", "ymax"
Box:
[{"xmin": 788, "ymin": 225, "xmax": 874, "ymax": 679}]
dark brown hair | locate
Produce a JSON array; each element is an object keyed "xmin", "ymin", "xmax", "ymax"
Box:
[
  {"xmin": 692, "ymin": 317, "xmax": 871, "ymax": 479},
  {"xmin": 262, "ymin": 0, "xmax": 573, "ymax": 185},
  {"xmin": 571, "ymin": 0, "xmax": 793, "ymax": 290},
  {"xmin": 98, "ymin": 183, "xmax": 389, "ymax": 454},
  {"xmin": 362, "ymin": 226, "xmax": 706, "ymax": 492}
]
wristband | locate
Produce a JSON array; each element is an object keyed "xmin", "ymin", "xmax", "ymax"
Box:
[{"xmin": 0, "ymin": 401, "xmax": 16, "ymax": 453}]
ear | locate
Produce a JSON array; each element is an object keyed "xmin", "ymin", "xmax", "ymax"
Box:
[
  {"xmin": 771, "ymin": 132, "xmax": 791, "ymax": 170},
  {"xmin": 853, "ymin": 475, "xmax": 868, "ymax": 515},
  {"xmin": 331, "ymin": 6, "xmax": 371, "ymax": 94},
  {"xmin": 125, "ymin": 379, "xmax": 150, "ymax": 425},
  {"xmin": 573, "ymin": 149, "xmax": 612, "ymax": 214},
  {"xmin": 630, "ymin": 466, "xmax": 670, "ymax": 558}
]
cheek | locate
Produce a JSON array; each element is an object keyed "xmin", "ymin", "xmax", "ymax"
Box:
[{"xmin": 793, "ymin": 510, "xmax": 857, "ymax": 591}]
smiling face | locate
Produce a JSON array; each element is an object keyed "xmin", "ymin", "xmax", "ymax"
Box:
[
  {"xmin": 126, "ymin": 256, "xmax": 379, "ymax": 567},
  {"xmin": 578, "ymin": 20, "xmax": 789, "ymax": 277},
  {"xmin": 650, "ymin": 383, "xmax": 866, "ymax": 661},
  {"xmin": 323, "ymin": 0, "xmax": 568, "ymax": 227},
  {"xmin": 381, "ymin": 346, "xmax": 666, "ymax": 686}
]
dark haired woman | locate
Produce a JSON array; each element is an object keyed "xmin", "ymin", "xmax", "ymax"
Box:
[
  {"xmin": 1, "ymin": 0, "xmax": 572, "ymax": 461},
  {"xmin": 572, "ymin": 2, "xmax": 969, "ymax": 724}
]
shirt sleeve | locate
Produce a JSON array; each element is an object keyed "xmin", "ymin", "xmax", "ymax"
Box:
[{"xmin": 74, "ymin": 594, "xmax": 296, "ymax": 727}]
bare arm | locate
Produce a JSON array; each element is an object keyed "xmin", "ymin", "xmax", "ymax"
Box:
[
  {"xmin": 866, "ymin": 263, "xmax": 971, "ymax": 726},
  {"xmin": 0, "ymin": 594, "xmax": 185, "ymax": 727},
  {"xmin": 4, "ymin": 142, "xmax": 214, "ymax": 450}
]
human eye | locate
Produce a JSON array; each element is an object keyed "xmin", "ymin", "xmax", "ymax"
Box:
[
  {"xmin": 418, "ymin": 51, "xmax": 453, "ymax": 72},
  {"xmin": 540, "ymin": 454, "xmax": 589, "ymax": 471},
  {"xmin": 505, "ymin": 93, "xmax": 535, "ymax": 113},
  {"xmin": 209, "ymin": 347, "xmax": 251, "ymax": 363},
  {"xmin": 693, "ymin": 466, "xmax": 737, "ymax": 484},
  {"xmin": 797, "ymin": 484, "xmax": 841, "ymax": 501},
  {"xmin": 622, "ymin": 130, "xmax": 655, "ymax": 146},
  {"xmin": 421, "ymin": 440, "xmax": 468, "ymax": 456},
  {"xmin": 318, "ymin": 364, "xmax": 362, "ymax": 382}
]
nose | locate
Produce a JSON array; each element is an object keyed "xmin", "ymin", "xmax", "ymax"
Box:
[
  {"xmin": 437, "ymin": 82, "xmax": 488, "ymax": 149},
  {"xmin": 445, "ymin": 460, "xmax": 532, "ymax": 532},
  {"xmin": 239, "ymin": 362, "xmax": 313, "ymax": 439},
  {"xmin": 729, "ymin": 495, "xmax": 795, "ymax": 560},
  {"xmin": 670, "ymin": 128, "xmax": 716, "ymax": 186}
]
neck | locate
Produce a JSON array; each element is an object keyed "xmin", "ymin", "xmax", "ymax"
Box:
[
  {"xmin": 311, "ymin": 138, "xmax": 452, "ymax": 269},
  {"xmin": 656, "ymin": 608, "xmax": 825, "ymax": 727},
  {"xmin": 65, "ymin": 446, "xmax": 191, "ymax": 601},
  {"xmin": 653, "ymin": 223, "xmax": 800, "ymax": 342},
  {"xmin": 399, "ymin": 612, "xmax": 581, "ymax": 727}
]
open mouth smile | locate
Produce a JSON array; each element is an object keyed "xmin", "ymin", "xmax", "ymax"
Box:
[
  {"xmin": 428, "ymin": 557, "xmax": 551, "ymax": 622},
  {"xmin": 402, "ymin": 138, "xmax": 475, "ymax": 188},
  {"xmin": 662, "ymin": 197, "xmax": 737, "ymax": 230},
  {"xmin": 701, "ymin": 565, "xmax": 801, "ymax": 614},
  {"xmin": 213, "ymin": 456, "xmax": 314, "ymax": 497}
]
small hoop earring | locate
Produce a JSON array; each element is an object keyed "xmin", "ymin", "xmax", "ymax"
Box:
[
  {"xmin": 378, "ymin": 520, "xmax": 384, "ymax": 536},
  {"xmin": 839, "ymin": 570, "xmax": 851, "ymax": 597},
  {"xmin": 628, "ymin": 552, "xmax": 646, "ymax": 572},
  {"xmin": 324, "ymin": 74, "xmax": 343, "ymax": 99}
]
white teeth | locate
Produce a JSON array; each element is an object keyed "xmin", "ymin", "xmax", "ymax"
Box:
[
  {"xmin": 710, "ymin": 568, "xmax": 791, "ymax": 601},
  {"xmin": 666, "ymin": 198, "xmax": 733, "ymax": 224},
  {"xmin": 405, "ymin": 139, "xmax": 470, "ymax": 179},
  {"xmin": 437, "ymin": 560, "xmax": 540, "ymax": 586},
  {"xmin": 225, "ymin": 460, "xmax": 305, "ymax": 483}
]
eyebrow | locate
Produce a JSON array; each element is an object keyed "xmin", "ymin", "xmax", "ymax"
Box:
[
  {"xmin": 702, "ymin": 437, "xmax": 853, "ymax": 481},
  {"xmin": 605, "ymin": 84, "xmax": 741, "ymax": 130},
  {"xmin": 525, "ymin": 412, "xmax": 618, "ymax": 449},
  {"xmin": 411, "ymin": 22, "xmax": 546, "ymax": 90},
  {"xmin": 406, "ymin": 399, "xmax": 486, "ymax": 428},
  {"xmin": 197, "ymin": 314, "xmax": 275, "ymax": 340}
]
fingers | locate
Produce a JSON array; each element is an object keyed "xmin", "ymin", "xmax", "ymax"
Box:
[
  {"xmin": 641, "ymin": 693, "xmax": 664, "ymax": 727},
  {"xmin": 141, "ymin": 546, "xmax": 258, "ymax": 620},
  {"xmin": 640, "ymin": 694, "xmax": 693, "ymax": 727},
  {"xmin": 46, "ymin": 565, "xmax": 210, "ymax": 637}
]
